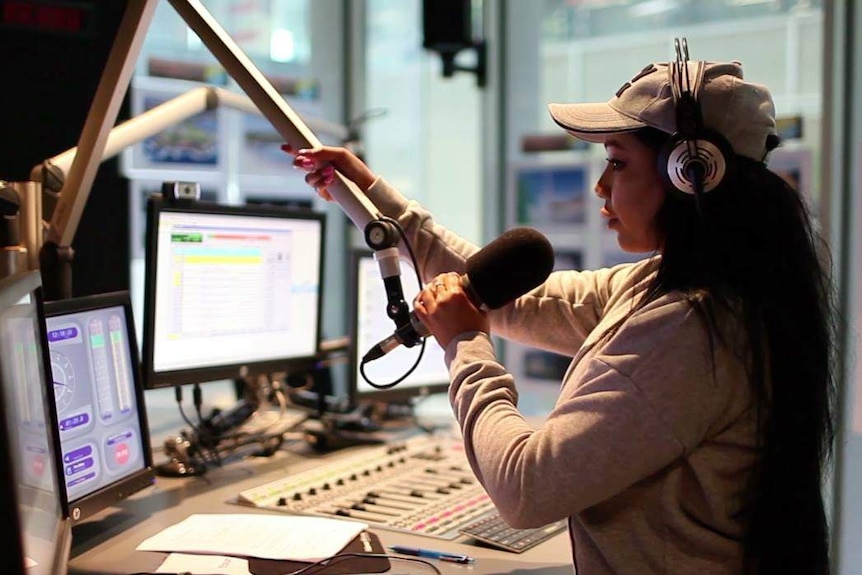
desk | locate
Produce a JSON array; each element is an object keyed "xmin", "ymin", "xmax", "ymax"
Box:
[{"xmin": 67, "ymin": 428, "xmax": 573, "ymax": 575}]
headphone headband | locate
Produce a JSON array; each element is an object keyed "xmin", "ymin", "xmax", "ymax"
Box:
[{"xmin": 659, "ymin": 38, "xmax": 734, "ymax": 205}]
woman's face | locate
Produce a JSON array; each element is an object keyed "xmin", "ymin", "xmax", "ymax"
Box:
[{"xmin": 594, "ymin": 133, "xmax": 667, "ymax": 253}]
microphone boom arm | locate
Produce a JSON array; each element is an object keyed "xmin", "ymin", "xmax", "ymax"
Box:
[
  {"xmin": 32, "ymin": 86, "xmax": 352, "ymax": 220},
  {"xmin": 24, "ymin": 0, "xmax": 400, "ymax": 300},
  {"xmin": 166, "ymin": 0, "xmax": 382, "ymax": 234},
  {"xmin": 164, "ymin": 0, "xmax": 410, "ymax": 327}
]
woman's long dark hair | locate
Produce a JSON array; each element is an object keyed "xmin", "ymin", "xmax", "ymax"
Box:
[{"xmin": 635, "ymin": 127, "xmax": 836, "ymax": 574}]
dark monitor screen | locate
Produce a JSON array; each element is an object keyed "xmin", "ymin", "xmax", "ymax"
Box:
[
  {"xmin": 349, "ymin": 250, "xmax": 450, "ymax": 405},
  {"xmin": 0, "ymin": 271, "xmax": 72, "ymax": 575},
  {"xmin": 141, "ymin": 197, "xmax": 326, "ymax": 389},
  {"xmin": 44, "ymin": 291, "xmax": 155, "ymax": 525}
]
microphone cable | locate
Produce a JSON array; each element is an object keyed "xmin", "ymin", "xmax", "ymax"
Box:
[{"xmin": 361, "ymin": 215, "xmax": 430, "ymax": 391}]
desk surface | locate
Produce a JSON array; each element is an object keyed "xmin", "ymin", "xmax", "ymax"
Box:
[{"xmin": 67, "ymin": 425, "xmax": 573, "ymax": 575}]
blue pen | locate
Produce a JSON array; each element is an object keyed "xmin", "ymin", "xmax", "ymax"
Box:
[{"xmin": 389, "ymin": 545, "xmax": 475, "ymax": 564}]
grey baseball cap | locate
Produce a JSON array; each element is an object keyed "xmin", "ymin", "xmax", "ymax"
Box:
[{"xmin": 548, "ymin": 61, "xmax": 777, "ymax": 161}]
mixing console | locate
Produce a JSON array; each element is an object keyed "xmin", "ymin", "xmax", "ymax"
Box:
[{"xmin": 237, "ymin": 434, "xmax": 496, "ymax": 540}]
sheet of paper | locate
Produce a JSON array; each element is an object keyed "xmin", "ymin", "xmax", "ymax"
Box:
[
  {"xmin": 156, "ymin": 553, "xmax": 252, "ymax": 575},
  {"xmin": 137, "ymin": 513, "xmax": 368, "ymax": 561}
]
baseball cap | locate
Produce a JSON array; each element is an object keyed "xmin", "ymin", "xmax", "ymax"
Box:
[{"xmin": 548, "ymin": 61, "xmax": 777, "ymax": 161}]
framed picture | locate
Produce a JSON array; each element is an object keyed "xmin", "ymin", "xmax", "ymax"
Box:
[
  {"xmin": 775, "ymin": 115, "xmax": 804, "ymax": 141},
  {"xmin": 237, "ymin": 96, "xmax": 346, "ymax": 190},
  {"xmin": 522, "ymin": 348, "xmax": 571, "ymax": 381},
  {"xmin": 768, "ymin": 147, "xmax": 813, "ymax": 198},
  {"xmin": 239, "ymin": 111, "xmax": 294, "ymax": 176},
  {"xmin": 508, "ymin": 161, "xmax": 592, "ymax": 229},
  {"xmin": 553, "ymin": 248, "xmax": 583, "ymax": 271},
  {"xmin": 121, "ymin": 77, "xmax": 227, "ymax": 179},
  {"xmin": 502, "ymin": 341, "xmax": 569, "ymax": 417}
]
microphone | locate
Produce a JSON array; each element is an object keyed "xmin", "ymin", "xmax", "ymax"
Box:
[
  {"xmin": 373, "ymin": 245, "xmax": 412, "ymax": 328},
  {"xmin": 362, "ymin": 227, "xmax": 555, "ymax": 363}
]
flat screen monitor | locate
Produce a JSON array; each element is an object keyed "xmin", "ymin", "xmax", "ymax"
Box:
[
  {"xmin": 141, "ymin": 197, "xmax": 326, "ymax": 388},
  {"xmin": 350, "ymin": 249, "xmax": 450, "ymax": 405},
  {"xmin": 0, "ymin": 271, "xmax": 72, "ymax": 575},
  {"xmin": 44, "ymin": 291, "xmax": 155, "ymax": 524}
]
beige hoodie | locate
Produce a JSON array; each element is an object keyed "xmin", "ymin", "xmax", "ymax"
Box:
[{"xmin": 366, "ymin": 177, "xmax": 757, "ymax": 575}]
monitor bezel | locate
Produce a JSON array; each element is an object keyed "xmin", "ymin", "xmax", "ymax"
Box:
[
  {"xmin": 0, "ymin": 271, "xmax": 72, "ymax": 575},
  {"xmin": 141, "ymin": 196, "xmax": 327, "ymax": 389},
  {"xmin": 348, "ymin": 248, "xmax": 450, "ymax": 406},
  {"xmin": 44, "ymin": 290, "xmax": 156, "ymax": 525},
  {"xmin": 0, "ymin": 400, "xmax": 28, "ymax": 571}
]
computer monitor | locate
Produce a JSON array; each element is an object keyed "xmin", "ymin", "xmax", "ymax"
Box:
[
  {"xmin": 0, "ymin": 271, "xmax": 72, "ymax": 575},
  {"xmin": 141, "ymin": 196, "xmax": 326, "ymax": 389},
  {"xmin": 349, "ymin": 249, "xmax": 450, "ymax": 406},
  {"xmin": 44, "ymin": 291, "xmax": 155, "ymax": 525}
]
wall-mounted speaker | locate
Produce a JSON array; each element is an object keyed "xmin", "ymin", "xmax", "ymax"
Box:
[
  {"xmin": 421, "ymin": 0, "xmax": 485, "ymax": 86},
  {"xmin": 422, "ymin": 0, "xmax": 472, "ymax": 51}
]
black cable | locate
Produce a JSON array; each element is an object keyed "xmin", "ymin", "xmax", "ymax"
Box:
[
  {"xmin": 362, "ymin": 215, "xmax": 432, "ymax": 391},
  {"xmin": 279, "ymin": 552, "xmax": 442, "ymax": 575},
  {"xmin": 192, "ymin": 382, "xmax": 224, "ymax": 466},
  {"xmin": 193, "ymin": 383, "xmax": 204, "ymax": 421},
  {"xmin": 130, "ymin": 552, "xmax": 442, "ymax": 575},
  {"xmin": 171, "ymin": 384, "xmax": 223, "ymax": 468},
  {"xmin": 172, "ymin": 386, "xmax": 207, "ymax": 449}
]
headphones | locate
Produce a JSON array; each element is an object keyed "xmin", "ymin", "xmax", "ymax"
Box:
[{"xmin": 658, "ymin": 38, "xmax": 735, "ymax": 206}]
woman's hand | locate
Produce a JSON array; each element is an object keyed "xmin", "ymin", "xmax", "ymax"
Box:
[
  {"xmin": 282, "ymin": 144, "xmax": 377, "ymax": 201},
  {"xmin": 414, "ymin": 272, "xmax": 490, "ymax": 349}
]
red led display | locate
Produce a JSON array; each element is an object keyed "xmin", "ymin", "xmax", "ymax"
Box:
[{"xmin": 0, "ymin": 0, "xmax": 95, "ymax": 35}]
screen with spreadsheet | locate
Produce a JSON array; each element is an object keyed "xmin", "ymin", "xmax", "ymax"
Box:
[
  {"xmin": 350, "ymin": 249, "xmax": 450, "ymax": 404},
  {"xmin": 142, "ymin": 197, "xmax": 326, "ymax": 388},
  {"xmin": 44, "ymin": 291, "xmax": 154, "ymax": 524}
]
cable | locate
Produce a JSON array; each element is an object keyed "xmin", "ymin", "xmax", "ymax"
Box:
[
  {"xmin": 361, "ymin": 215, "xmax": 433, "ymax": 391},
  {"xmin": 176, "ymin": 384, "xmax": 222, "ymax": 468},
  {"xmin": 280, "ymin": 552, "xmax": 442, "ymax": 575}
]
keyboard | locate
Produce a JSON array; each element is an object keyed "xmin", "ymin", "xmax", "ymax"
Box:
[{"xmin": 458, "ymin": 512, "xmax": 568, "ymax": 553}]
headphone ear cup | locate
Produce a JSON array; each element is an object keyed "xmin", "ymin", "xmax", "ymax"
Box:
[{"xmin": 659, "ymin": 128, "xmax": 736, "ymax": 198}]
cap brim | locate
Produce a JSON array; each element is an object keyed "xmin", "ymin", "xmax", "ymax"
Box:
[{"xmin": 548, "ymin": 102, "xmax": 646, "ymax": 142}]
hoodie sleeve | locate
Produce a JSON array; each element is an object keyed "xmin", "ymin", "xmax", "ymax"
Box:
[
  {"xmin": 364, "ymin": 177, "xmax": 660, "ymax": 357},
  {"xmin": 446, "ymin": 297, "xmax": 747, "ymax": 528}
]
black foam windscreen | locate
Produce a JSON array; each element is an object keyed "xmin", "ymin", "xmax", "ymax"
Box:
[{"xmin": 465, "ymin": 227, "xmax": 554, "ymax": 310}]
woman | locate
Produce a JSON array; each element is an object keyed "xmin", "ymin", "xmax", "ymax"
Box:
[{"xmin": 286, "ymin": 59, "xmax": 835, "ymax": 574}]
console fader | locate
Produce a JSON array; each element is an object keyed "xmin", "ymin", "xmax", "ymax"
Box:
[{"xmin": 237, "ymin": 435, "xmax": 496, "ymax": 540}]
